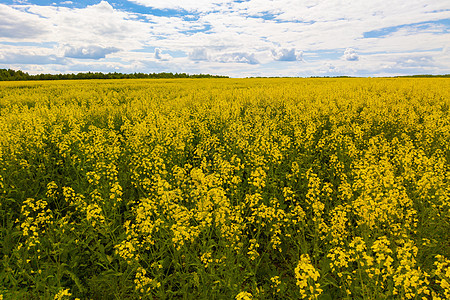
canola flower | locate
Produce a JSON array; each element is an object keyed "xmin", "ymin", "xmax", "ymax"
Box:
[
  {"xmin": 295, "ymin": 254, "xmax": 323, "ymax": 299},
  {"xmin": 235, "ymin": 291, "xmax": 253, "ymax": 300},
  {"xmin": 0, "ymin": 78, "xmax": 449, "ymax": 298},
  {"xmin": 53, "ymin": 288, "xmax": 72, "ymax": 300}
]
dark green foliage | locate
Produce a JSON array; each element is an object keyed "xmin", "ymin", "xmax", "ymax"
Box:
[{"xmin": 0, "ymin": 69, "xmax": 228, "ymax": 81}]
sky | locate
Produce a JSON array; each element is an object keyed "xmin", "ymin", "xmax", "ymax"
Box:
[{"xmin": 0, "ymin": 0, "xmax": 449, "ymax": 77}]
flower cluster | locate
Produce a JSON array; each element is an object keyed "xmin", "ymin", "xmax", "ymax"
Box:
[{"xmin": 295, "ymin": 254, "xmax": 323, "ymax": 299}]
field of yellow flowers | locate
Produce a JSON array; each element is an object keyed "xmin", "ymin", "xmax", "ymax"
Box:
[{"xmin": 0, "ymin": 78, "xmax": 449, "ymax": 299}]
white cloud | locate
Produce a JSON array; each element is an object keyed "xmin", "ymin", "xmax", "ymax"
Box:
[
  {"xmin": 127, "ymin": 0, "xmax": 233, "ymax": 12},
  {"xmin": 154, "ymin": 48, "xmax": 172, "ymax": 61},
  {"xmin": 0, "ymin": 4, "xmax": 51, "ymax": 40},
  {"xmin": 216, "ymin": 52, "xmax": 259, "ymax": 64},
  {"xmin": 272, "ymin": 48, "xmax": 303, "ymax": 61},
  {"xmin": 189, "ymin": 48, "xmax": 209, "ymax": 61},
  {"xmin": 11, "ymin": 1, "xmax": 151, "ymax": 49},
  {"xmin": 154, "ymin": 48, "xmax": 162, "ymax": 60},
  {"xmin": 343, "ymin": 48, "xmax": 359, "ymax": 61},
  {"xmin": 64, "ymin": 45, "xmax": 119, "ymax": 59},
  {"xmin": 355, "ymin": 31, "xmax": 450, "ymax": 53},
  {"xmin": 0, "ymin": 52, "xmax": 66, "ymax": 65}
]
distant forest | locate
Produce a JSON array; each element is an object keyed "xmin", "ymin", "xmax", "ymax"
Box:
[
  {"xmin": 1, "ymin": 69, "xmax": 449, "ymax": 81},
  {"xmin": 0, "ymin": 69, "xmax": 229, "ymax": 81},
  {"xmin": 395, "ymin": 74, "xmax": 450, "ymax": 78}
]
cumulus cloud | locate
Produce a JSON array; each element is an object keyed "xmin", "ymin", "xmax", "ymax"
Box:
[
  {"xmin": 319, "ymin": 62, "xmax": 338, "ymax": 74},
  {"xmin": 395, "ymin": 55, "xmax": 434, "ymax": 68},
  {"xmin": 64, "ymin": 45, "xmax": 119, "ymax": 59},
  {"xmin": 17, "ymin": 1, "xmax": 151, "ymax": 50},
  {"xmin": 154, "ymin": 48, "xmax": 163, "ymax": 59},
  {"xmin": 0, "ymin": 4, "xmax": 50, "ymax": 39},
  {"xmin": 0, "ymin": 52, "xmax": 65, "ymax": 65},
  {"xmin": 343, "ymin": 48, "xmax": 359, "ymax": 61},
  {"xmin": 189, "ymin": 48, "xmax": 209, "ymax": 61},
  {"xmin": 272, "ymin": 48, "xmax": 303, "ymax": 61},
  {"xmin": 154, "ymin": 48, "xmax": 172, "ymax": 61},
  {"xmin": 127, "ymin": 0, "xmax": 232, "ymax": 12},
  {"xmin": 443, "ymin": 45, "xmax": 449, "ymax": 55},
  {"xmin": 216, "ymin": 52, "xmax": 259, "ymax": 64}
]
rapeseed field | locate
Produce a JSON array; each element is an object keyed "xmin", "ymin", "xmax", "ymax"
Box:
[{"xmin": 0, "ymin": 78, "xmax": 449, "ymax": 299}]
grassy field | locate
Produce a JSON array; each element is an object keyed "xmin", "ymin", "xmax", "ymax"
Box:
[{"xmin": 0, "ymin": 78, "xmax": 449, "ymax": 299}]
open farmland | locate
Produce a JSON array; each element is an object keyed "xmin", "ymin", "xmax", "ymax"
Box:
[{"xmin": 0, "ymin": 78, "xmax": 449, "ymax": 299}]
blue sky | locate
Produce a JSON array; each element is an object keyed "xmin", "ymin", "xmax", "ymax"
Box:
[{"xmin": 0, "ymin": 0, "xmax": 449, "ymax": 77}]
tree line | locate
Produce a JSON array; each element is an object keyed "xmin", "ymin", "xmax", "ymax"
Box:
[
  {"xmin": 395, "ymin": 74, "xmax": 450, "ymax": 78},
  {"xmin": 0, "ymin": 69, "xmax": 229, "ymax": 81}
]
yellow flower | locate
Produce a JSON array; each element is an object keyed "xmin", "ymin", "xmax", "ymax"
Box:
[
  {"xmin": 235, "ymin": 291, "xmax": 253, "ymax": 300},
  {"xmin": 295, "ymin": 254, "xmax": 322, "ymax": 299},
  {"xmin": 53, "ymin": 288, "xmax": 71, "ymax": 300}
]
